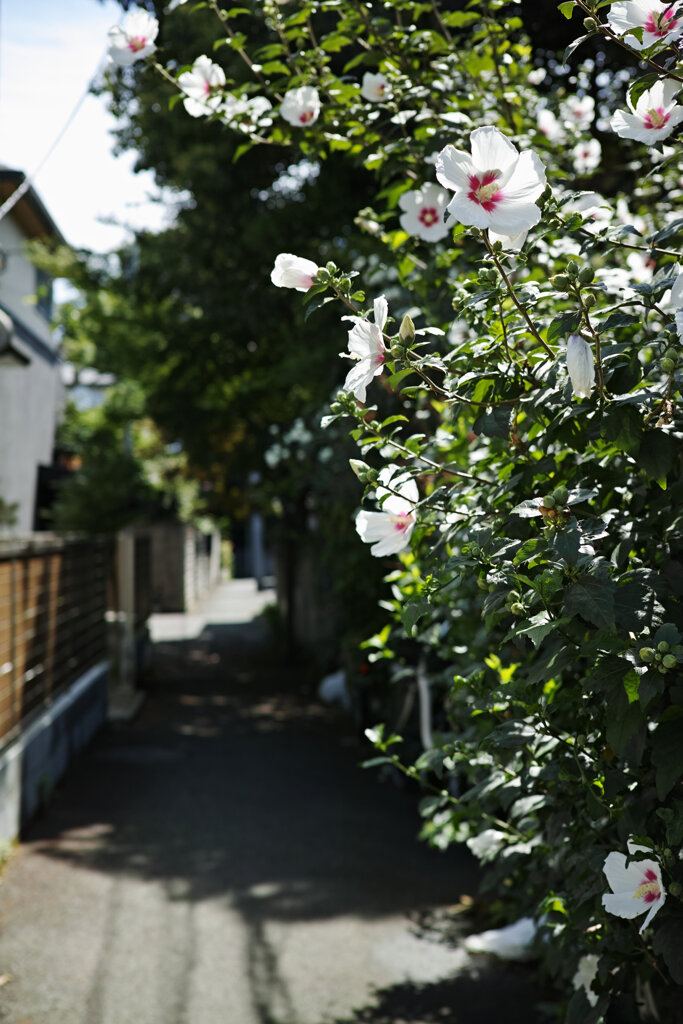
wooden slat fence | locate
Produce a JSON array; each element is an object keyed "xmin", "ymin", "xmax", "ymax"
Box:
[{"xmin": 0, "ymin": 537, "xmax": 111, "ymax": 747}]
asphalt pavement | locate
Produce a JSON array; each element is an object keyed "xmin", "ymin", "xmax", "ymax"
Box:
[{"xmin": 0, "ymin": 579, "xmax": 540, "ymax": 1024}]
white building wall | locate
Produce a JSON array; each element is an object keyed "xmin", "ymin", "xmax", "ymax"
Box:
[
  {"xmin": 0, "ymin": 216, "xmax": 62, "ymax": 535},
  {"xmin": 0, "ymin": 217, "xmax": 53, "ymax": 345}
]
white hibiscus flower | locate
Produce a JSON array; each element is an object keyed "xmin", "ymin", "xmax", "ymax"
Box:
[
  {"xmin": 107, "ymin": 9, "xmax": 158, "ymax": 66},
  {"xmin": 398, "ymin": 183, "xmax": 454, "ymax": 242},
  {"xmin": 435, "ymin": 126, "xmax": 547, "ymax": 238},
  {"xmin": 355, "ymin": 466, "xmax": 419, "ymax": 557},
  {"xmin": 342, "ymin": 295, "xmax": 388, "ymax": 402}
]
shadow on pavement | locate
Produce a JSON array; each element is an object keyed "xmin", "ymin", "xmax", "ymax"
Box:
[{"xmin": 14, "ymin": 595, "xmax": 546, "ymax": 1023}]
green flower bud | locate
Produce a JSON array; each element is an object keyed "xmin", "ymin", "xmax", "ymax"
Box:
[
  {"xmin": 658, "ymin": 641, "xmax": 670, "ymax": 653},
  {"xmin": 659, "ymin": 665, "xmax": 668, "ymax": 674},
  {"xmin": 663, "ymin": 654, "xmax": 677, "ymax": 669},
  {"xmin": 566, "ymin": 260, "xmax": 580, "ymax": 277},
  {"xmin": 552, "ymin": 485, "xmax": 569, "ymax": 505},
  {"xmin": 655, "ymin": 653, "xmax": 663, "ymax": 662},
  {"xmin": 639, "ymin": 647, "xmax": 655, "ymax": 663},
  {"xmin": 552, "ymin": 274, "xmax": 571, "ymax": 290},
  {"xmin": 661, "ymin": 357, "xmax": 675, "ymax": 374},
  {"xmin": 339, "ymin": 277, "xmax": 351, "ymax": 292},
  {"xmin": 584, "ymin": 293, "xmax": 597, "ymax": 309},
  {"xmin": 665, "ymin": 348, "xmax": 679, "ymax": 363},
  {"xmin": 325, "ymin": 261, "xmax": 338, "ymax": 275},
  {"xmin": 542, "ymin": 494, "xmax": 556, "ymax": 509},
  {"xmin": 583, "ymin": 16, "xmax": 600, "ymax": 33},
  {"xmin": 468, "ymin": 542, "xmax": 481, "ymax": 557},
  {"xmin": 510, "ymin": 602, "xmax": 524, "ymax": 615},
  {"xmin": 578, "ymin": 266, "xmax": 595, "ymax": 284},
  {"xmin": 669, "ymin": 881, "xmax": 683, "ymax": 897},
  {"xmin": 399, "ymin": 313, "xmax": 415, "ymax": 344},
  {"xmin": 348, "ymin": 459, "xmax": 377, "ymax": 484}
]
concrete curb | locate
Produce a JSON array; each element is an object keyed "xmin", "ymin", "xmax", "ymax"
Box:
[{"xmin": 0, "ymin": 660, "xmax": 109, "ymax": 841}]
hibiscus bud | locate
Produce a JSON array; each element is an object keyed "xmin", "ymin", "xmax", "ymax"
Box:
[
  {"xmin": 578, "ymin": 266, "xmax": 595, "ymax": 284},
  {"xmin": 510, "ymin": 602, "xmax": 524, "ymax": 615},
  {"xmin": 349, "ymin": 459, "xmax": 377, "ymax": 484},
  {"xmin": 639, "ymin": 647, "xmax": 655, "ymax": 662},
  {"xmin": 552, "ymin": 274, "xmax": 571, "ymax": 290},
  {"xmin": 566, "ymin": 335, "xmax": 595, "ymax": 399},
  {"xmin": 663, "ymin": 654, "xmax": 677, "ymax": 668},
  {"xmin": 670, "ymin": 882, "xmax": 683, "ymax": 897},
  {"xmin": 553, "ymin": 485, "xmax": 569, "ymax": 505},
  {"xmin": 399, "ymin": 314, "xmax": 415, "ymax": 344},
  {"xmin": 658, "ymin": 641, "xmax": 670, "ymax": 653},
  {"xmin": 583, "ymin": 16, "xmax": 600, "ymax": 33},
  {"xmin": 665, "ymin": 348, "xmax": 679, "ymax": 363},
  {"xmin": 584, "ymin": 293, "xmax": 597, "ymax": 309},
  {"xmin": 542, "ymin": 494, "xmax": 556, "ymax": 509},
  {"xmin": 661, "ymin": 358, "xmax": 675, "ymax": 373},
  {"xmin": 566, "ymin": 260, "xmax": 580, "ymax": 277}
]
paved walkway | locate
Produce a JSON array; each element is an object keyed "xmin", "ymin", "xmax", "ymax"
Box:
[{"xmin": 0, "ymin": 580, "xmax": 537, "ymax": 1024}]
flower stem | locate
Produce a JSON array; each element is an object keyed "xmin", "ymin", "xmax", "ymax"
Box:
[{"xmin": 482, "ymin": 233, "xmax": 555, "ymax": 358}]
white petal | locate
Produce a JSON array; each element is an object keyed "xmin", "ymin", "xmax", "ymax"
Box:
[
  {"xmin": 347, "ymin": 321, "xmax": 383, "ymax": 360},
  {"xmin": 603, "ymin": 849, "xmax": 647, "ymax": 893},
  {"xmin": 503, "ymin": 151, "xmax": 547, "ymax": 202},
  {"xmin": 343, "ymin": 360, "xmax": 374, "ymax": 402},
  {"xmin": 355, "ymin": 510, "xmax": 394, "ymax": 543},
  {"xmin": 671, "ymin": 271, "xmax": 683, "ymax": 307},
  {"xmin": 602, "ymin": 892, "xmax": 644, "ymax": 920},
  {"xmin": 435, "ymin": 145, "xmax": 474, "ymax": 192},
  {"xmin": 638, "ymin": 890, "xmax": 666, "ymax": 934},
  {"xmin": 373, "ymin": 295, "xmax": 388, "ymax": 333},
  {"xmin": 469, "ymin": 126, "xmax": 520, "ymax": 177}
]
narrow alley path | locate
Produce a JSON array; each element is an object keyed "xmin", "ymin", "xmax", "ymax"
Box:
[{"xmin": 0, "ymin": 580, "xmax": 537, "ymax": 1024}]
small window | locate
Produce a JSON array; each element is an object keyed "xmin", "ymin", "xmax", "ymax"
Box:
[{"xmin": 35, "ymin": 267, "xmax": 53, "ymax": 320}]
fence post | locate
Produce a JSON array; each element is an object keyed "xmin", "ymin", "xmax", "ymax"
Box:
[{"xmin": 116, "ymin": 530, "xmax": 136, "ymax": 689}]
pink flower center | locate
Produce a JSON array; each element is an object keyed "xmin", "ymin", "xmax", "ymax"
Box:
[
  {"xmin": 127, "ymin": 35, "xmax": 148, "ymax": 53},
  {"xmin": 643, "ymin": 106, "xmax": 670, "ymax": 129},
  {"xmin": 418, "ymin": 206, "xmax": 439, "ymax": 227},
  {"xmin": 645, "ymin": 9, "xmax": 678, "ymax": 36},
  {"xmin": 391, "ymin": 512, "xmax": 413, "ymax": 533},
  {"xmin": 468, "ymin": 171, "xmax": 503, "ymax": 212},
  {"xmin": 299, "ymin": 109, "xmax": 315, "ymax": 124},
  {"xmin": 634, "ymin": 869, "xmax": 662, "ymax": 904}
]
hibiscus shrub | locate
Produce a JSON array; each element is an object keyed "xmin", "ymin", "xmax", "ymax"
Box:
[{"xmin": 115, "ymin": 0, "xmax": 683, "ymax": 1019}]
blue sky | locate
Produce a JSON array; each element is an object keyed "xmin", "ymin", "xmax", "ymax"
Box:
[{"xmin": 0, "ymin": 0, "xmax": 173, "ymax": 251}]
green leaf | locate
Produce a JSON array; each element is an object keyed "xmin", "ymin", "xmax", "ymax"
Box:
[
  {"xmin": 623, "ymin": 668, "xmax": 640, "ymax": 704},
  {"xmin": 558, "ymin": 0, "xmax": 576, "ymax": 17},
  {"xmin": 597, "ymin": 311, "xmax": 641, "ymax": 331},
  {"xmin": 473, "ymin": 405, "xmax": 512, "ymax": 439},
  {"xmin": 607, "ymin": 701, "xmax": 643, "ymax": 756},
  {"xmin": 628, "ymin": 73, "xmax": 659, "ymax": 110},
  {"xmin": 402, "ymin": 599, "xmax": 429, "ymax": 637},
  {"xmin": 547, "ymin": 310, "xmax": 581, "ymax": 345},
  {"xmin": 637, "ymin": 431, "xmax": 678, "ymax": 488},
  {"xmin": 565, "ymin": 575, "xmax": 615, "ymax": 628},
  {"xmin": 651, "ymin": 720, "xmax": 683, "ymax": 799},
  {"xmin": 653, "ymin": 920, "xmax": 683, "ymax": 983},
  {"xmin": 562, "ymin": 33, "xmax": 589, "ymax": 65}
]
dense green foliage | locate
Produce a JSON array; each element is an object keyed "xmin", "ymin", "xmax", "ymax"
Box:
[{"xmin": 93, "ymin": 0, "xmax": 683, "ymax": 1018}]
